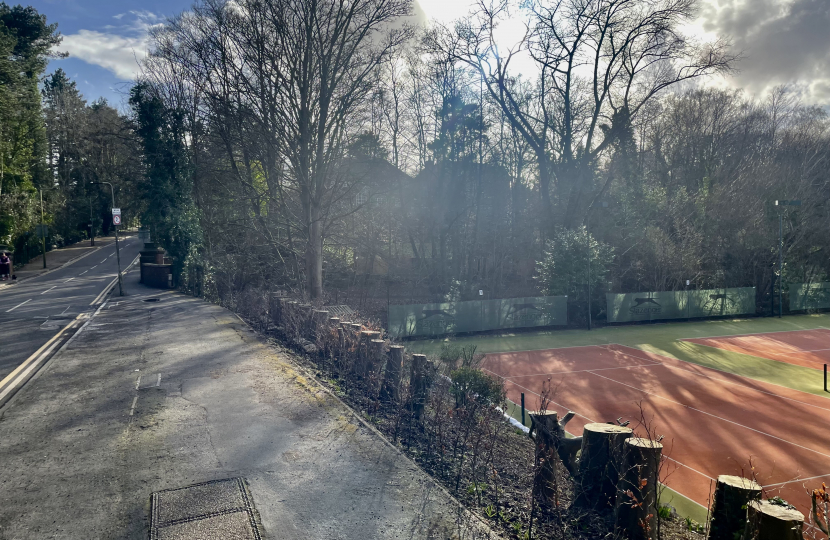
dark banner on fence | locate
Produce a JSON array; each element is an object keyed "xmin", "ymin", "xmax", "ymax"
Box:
[
  {"xmin": 388, "ymin": 296, "xmax": 568, "ymax": 338},
  {"xmin": 606, "ymin": 287, "xmax": 756, "ymax": 323},
  {"xmin": 789, "ymin": 282, "xmax": 830, "ymax": 311}
]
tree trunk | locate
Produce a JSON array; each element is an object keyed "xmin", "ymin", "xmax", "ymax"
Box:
[
  {"xmin": 306, "ymin": 202, "xmax": 323, "ymax": 299},
  {"xmin": 382, "ymin": 345, "xmax": 404, "ymax": 402},
  {"xmin": 707, "ymin": 475, "xmax": 762, "ymax": 540},
  {"xmin": 576, "ymin": 423, "xmax": 633, "ymax": 510},
  {"xmin": 742, "ymin": 499, "xmax": 804, "ymax": 540},
  {"xmin": 615, "ymin": 438, "xmax": 663, "ymax": 540}
]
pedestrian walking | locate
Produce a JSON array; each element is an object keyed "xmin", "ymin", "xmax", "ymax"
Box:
[{"xmin": 0, "ymin": 251, "xmax": 10, "ymax": 280}]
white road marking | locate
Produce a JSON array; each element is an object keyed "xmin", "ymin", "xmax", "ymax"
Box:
[
  {"xmin": 156, "ymin": 374, "xmax": 161, "ymax": 387},
  {"xmin": 61, "ymin": 305, "xmax": 70, "ymax": 314},
  {"xmin": 6, "ymin": 299, "xmax": 32, "ymax": 312},
  {"xmin": 41, "ymin": 286, "xmax": 57, "ymax": 294},
  {"xmin": 64, "ymin": 277, "xmax": 74, "ymax": 283},
  {"xmin": 100, "ymin": 258, "xmax": 107, "ymax": 264},
  {"xmin": 129, "ymin": 396, "xmax": 138, "ymax": 416},
  {"xmin": 90, "ymin": 265, "xmax": 97, "ymax": 269},
  {"xmin": 135, "ymin": 376, "xmax": 141, "ymax": 390},
  {"xmin": 79, "ymin": 270, "xmax": 88, "ymax": 275}
]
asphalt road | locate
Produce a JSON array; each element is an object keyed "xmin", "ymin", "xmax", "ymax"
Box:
[{"xmin": 0, "ymin": 234, "xmax": 142, "ymax": 381}]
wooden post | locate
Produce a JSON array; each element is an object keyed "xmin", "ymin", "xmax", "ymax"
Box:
[
  {"xmin": 382, "ymin": 345, "xmax": 404, "ymax": 401},
  {"xmin": 742, "ymin": 499, "xmax": 804, "ymax": 540},
  {"xmin": 576, "ymin": 423, "xmax": 633, "ymax": 509},
  {"xmin": 410, "ymin": 354, "xmax": 428, "ymax": 419},
  {"xmin": 615, "ymin": 438, "xmax": 663, "ymax": 540},
  {"xmin": 312, "ymin": 310, "xmax": 329, "ymax": 346},
  {"xmin": 707, "ymin": 476, "xmax": 762, "ymax": 540}
]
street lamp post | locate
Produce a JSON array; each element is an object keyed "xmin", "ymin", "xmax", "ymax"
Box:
[
  {"xmin": 774, "ymin": 199, "xmax": 801, "ymax": 318},
  {"xmin": 92, "ymin": 182, "xmax": 123, "ymax": 296}
]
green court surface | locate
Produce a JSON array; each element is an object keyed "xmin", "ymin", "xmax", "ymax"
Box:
[
  {"xmin": 407, "ymin": 313, "xmax": 830, "ymax": 398},
  {"xmin": 409, "ymin": 313, "xmax": 830, "ymax": 524}
]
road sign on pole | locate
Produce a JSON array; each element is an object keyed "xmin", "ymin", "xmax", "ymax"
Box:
[
  {"xmin": 112, "ymin": 215, "xmax": 122, "ymax": 225},
  {"xmin": 112, "ymin": 208, "xmax": 121, "ymax": 216},
  {"xmin": 35, "ymin": 224, "xmax": 48, "ymax": 238}
]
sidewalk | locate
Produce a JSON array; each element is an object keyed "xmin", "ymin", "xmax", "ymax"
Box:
[
  {"xmin": 2, "ymin": 235, "xmax": 120, "ymax": 286},
  {"xmin": 0, "ymin": 266, "xmax": 492, "ymax": 539}
]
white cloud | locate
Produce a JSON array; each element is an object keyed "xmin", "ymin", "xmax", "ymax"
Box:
[
  {"xmin": 62, "ymin": 30, "xmax": 148, "ymax": 80},
  {"xmin": 59, "ymin": 11, "xmax": 164, "ymax": 81}
]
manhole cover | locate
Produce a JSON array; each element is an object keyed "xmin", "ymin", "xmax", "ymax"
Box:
[
  {"xmin": 150, "ymin": 478, "xmax": 263, "ymax": 540},
  {"xmin": 144, "ymin": 298, "xmax": 161, "ymax": 302}
]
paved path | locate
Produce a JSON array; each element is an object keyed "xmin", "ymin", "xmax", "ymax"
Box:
[{"xmin": 0, "ymin": 268, "xmax": 491, "ymax": 539}]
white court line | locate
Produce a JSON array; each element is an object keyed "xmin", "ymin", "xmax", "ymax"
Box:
[
  {"xmin": 484, "ymin": 344, "xmax": 610, "ymax": 356},
  {"xmin": 763, "ymin": 472, "xmax": 830, "ymax": 489},
  {"xmin": 40, "ymin": 286, "xmax": 56, "ymax": 294},
  {"xmin": 678, "ymin": 327, "xmax": 830, "ymax": 342},
  {"xmin": 129, "ymin": 396, "xmax": 138, "ymax": 416},
  {"xmin": 587, "ymin": 370, "xmax": 830, "ymax": 460},
  {"xmin": 6, "ymin": 299, "xmax": 31, "ymax": 312},
  {"xmin": 602, "ymin": 344, "xmax": 830, "ymax": 413},
  {"xmin": 494, "ymin": 361, "xmax": 662, "ymax": 380},
  {"xmin": 135, "ymin": 376, "xmax": 141, "ymax": 390}
]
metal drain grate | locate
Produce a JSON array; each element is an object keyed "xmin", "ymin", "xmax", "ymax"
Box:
[{"xmin": 150, "ymin": 478, "xmax": 264, "ymax": 540}]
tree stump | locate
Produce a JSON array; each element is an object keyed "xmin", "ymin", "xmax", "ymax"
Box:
[
  {"xmin": 410, "ymin": 354, "xmax": 428, "ymax": 420},
  {"xmin": 742, "ymin": 499, "xmax": 804, "ymax": 540},
  {"xmin": 368, "ymin": 339, "xmax": 386, "ymax": 377},
  {"xmin": 707, "ymin": 475, "xmax": 762, "ymax": 540},
  {"xmin": 576, "ymin": 423, "xmax": 633, "ymax": 509},
  {"xmin": 529, "ymin": 411, "xmax": 560, "ymax": 504},
  {"xmin": 615, "ymin": 438, "xmax": 663, "ymax": 540},
  {"xmin": 382, "ymin": 345, "xmax": 404, "ymax": 402}
]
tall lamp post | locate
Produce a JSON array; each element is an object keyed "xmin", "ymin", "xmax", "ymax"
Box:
[
  {"xmin": 91, "ymin": 182, "xmax": 123, "ymax": 296},
  {"xmin": 774, "ymin": 199, "xmax": 801, "ymax": 318}
]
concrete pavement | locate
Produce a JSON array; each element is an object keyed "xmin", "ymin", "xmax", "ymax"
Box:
[{"xmin": 0, "ymin": 266, "xmax": 492, "ymax": 539}]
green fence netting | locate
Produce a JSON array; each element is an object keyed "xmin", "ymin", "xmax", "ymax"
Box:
[
  {"xmin": 606, "ymin": 287, "xmax": 756, "ymax": 323},
  {"xmin": 789, "ymin": 282, "xmax": 830, "ymax": 311},
  {"xmin": 388, "ymin": 296, "xmax": 568, "ymax": 338}
]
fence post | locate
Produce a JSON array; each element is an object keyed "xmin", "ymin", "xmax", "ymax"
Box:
[
  {"xmin": 614, "ymin": 438, "xmax": 663, "ymax": 540},
  {"xmin": 576, "ymin": 423, "xmax": 633, "ymax": 510},
  {"xmin": 707, "ymin": 475, "xmax": 761, "ymax": 540}
]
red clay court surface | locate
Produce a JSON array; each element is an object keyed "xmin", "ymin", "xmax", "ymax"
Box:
[
  {"xmin": 683, "ymin": 328, "xmax": 830, "ymax": 370},
  {"xmin": 482, "ymin": 344, "xmax": 830, "ymax": 516}
]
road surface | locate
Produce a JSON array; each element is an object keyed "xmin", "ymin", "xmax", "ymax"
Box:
[{"xmin": 0, "ymin": 235, "xmax": 142, "ymax": 382}]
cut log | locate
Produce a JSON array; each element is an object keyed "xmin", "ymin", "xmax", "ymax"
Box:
[
  {"xmin": 410, "ymin": 354, "xmax": 429, "ymax": 419},
  {"xmin": 381, "ymin": 345, "xmax": 404, "ymax": 402},
  {"xmin": 742, "ymin": 499, "xmax": 804, "ymax": 540},
  {"xmin": 576, "ymin": 423, "xmax": 633, "ymax": 509},
  {"xmin": 707, "ymin": 475, "xmax": 762, "ymax": 540},
  {"xmin": 615, "ymin": 438, "xmax": 663, "ymax": 540}
]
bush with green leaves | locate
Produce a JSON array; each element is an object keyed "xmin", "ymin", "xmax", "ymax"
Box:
[{"xmin": 450, "ymin": 367, "xmax": 505, "ymax": 408}]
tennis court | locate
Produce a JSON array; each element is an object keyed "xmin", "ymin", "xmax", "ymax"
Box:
[
  {"xmin": 482, "ymin": 344, "xmax": 830, "ymax": 517},
  {"xmin": 684, "ymin": 328, "xmax": 830, "ymax": 371}
]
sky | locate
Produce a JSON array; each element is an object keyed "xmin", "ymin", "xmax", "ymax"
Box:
[{"xmin": 24, "ymin": 0, "xmax": 830, "ymax": 109}]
